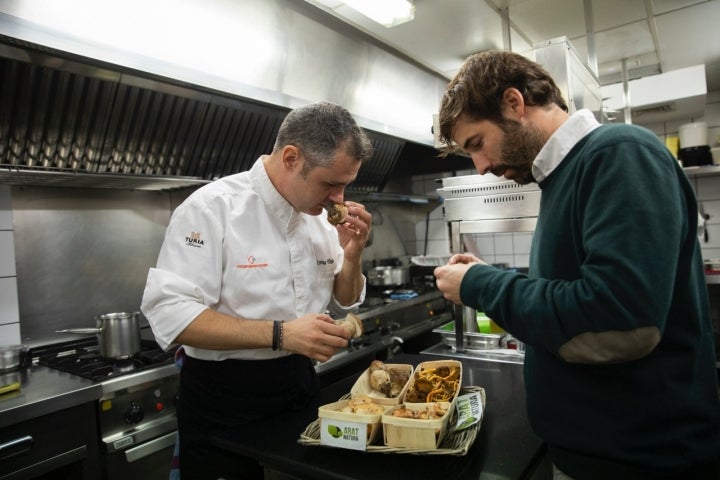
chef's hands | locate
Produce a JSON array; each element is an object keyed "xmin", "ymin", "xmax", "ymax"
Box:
[
  {"xmin": 434, "ymin": 253, "xmax": 487, "ymax": 304},
  {"xmin": 335, "ymin": 201, "xmax": 372, "ymax": 261},
  {"xmin": 282, "ymin": 313, "xmax": 352, "ymax": 363}
]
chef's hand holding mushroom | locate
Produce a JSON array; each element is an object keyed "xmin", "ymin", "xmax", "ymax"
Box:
[
  {"xmin": 280, "ymin": 313, "xmax": 359, "ymax": 363},
  {"xmin": 329, "ymin": 200, "xmax": 372, "ymax": 252},
  {"xmin": 328, "ymin": 200, "xmax": 372, "ymax": 310}
]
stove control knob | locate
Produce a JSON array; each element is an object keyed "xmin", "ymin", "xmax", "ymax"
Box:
[{"xmin": 124, "ymin": 401, "xmax": 144, "ymax": 424}]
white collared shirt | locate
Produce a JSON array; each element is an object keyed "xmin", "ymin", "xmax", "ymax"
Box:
[
  {"xmin": 141, "ymin": 158, "xmax": 364, "ymax": 360},
  {"xmin": 532, "ymin": 109, "xmax": 601, "ymax": 183}
]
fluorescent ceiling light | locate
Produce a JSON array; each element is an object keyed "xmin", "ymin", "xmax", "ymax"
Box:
[{"xmin": 341, "ymin": 0, "xmax": 415, "ymax": 27}]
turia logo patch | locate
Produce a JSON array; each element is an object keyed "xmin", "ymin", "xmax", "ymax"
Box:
[{"xmin": 185, "ymin": 231, "xmax": 205, "ymax": 247}]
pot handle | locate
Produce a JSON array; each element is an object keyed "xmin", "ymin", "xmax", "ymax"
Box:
[{"xmin": 56, "ymin": 328, "xmax": 102, "ymax": 334}]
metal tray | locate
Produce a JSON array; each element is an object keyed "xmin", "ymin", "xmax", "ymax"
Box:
[{"xmin": 433, "ymin": 323, "xmax": 505, "ymax": 350}]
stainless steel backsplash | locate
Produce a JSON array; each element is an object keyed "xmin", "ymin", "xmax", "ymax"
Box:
[{"xmin": 12, "ymin": 185, "xmax": 195, "ymax": 345}]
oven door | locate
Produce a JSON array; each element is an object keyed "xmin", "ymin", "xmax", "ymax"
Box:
[
  {"xmin": 101, "ymin": 413, "xmax": 177, "ymax": 480},
  {"xmin": 104, "ymin": 430, "xmax": 176, "ymax": 480}
]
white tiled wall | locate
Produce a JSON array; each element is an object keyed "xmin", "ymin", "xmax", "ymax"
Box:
[
  {"xmin": 413, "ymin": 204, "xmax": 450, "ymax": 256},
  {"xmin": 692, "ymin": 175, "xmax": 720, "ymax": 261},
  {"xmin": 412, "ymin": 172, "xmax": 452, "ymax": 257},
  {"xmin": 0, "ymin": 185, "xmax": 21, "ymax": 346}
]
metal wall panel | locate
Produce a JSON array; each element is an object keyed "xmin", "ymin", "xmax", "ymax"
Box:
[{"xmin": 11, "ymin": 186, "xmax": 190, "ymax": 345}]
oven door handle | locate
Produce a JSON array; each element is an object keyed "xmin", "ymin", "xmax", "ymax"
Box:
[
  {"xmin": 0, "ymin": 435, "xmax": 34, "ymax": 459},
  {"xmin": 124, "ymin": 431, "xmax": 177, "ymax": 463}
]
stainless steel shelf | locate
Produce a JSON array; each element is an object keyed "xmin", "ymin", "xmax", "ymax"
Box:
[
  {"xmin": 421, "ymin": 342, "xmax": 525, "ymax": 365},
  {"xmin": 456, "ymin": 217, "xmax": 538, "ymax": 234},
  {"xmin": 0, "ymin": 169, "xmax": 209, "ymax": 191},
  {"xmin": 684, "ymin": 165, "xmax": 720, "ymax": 178}
]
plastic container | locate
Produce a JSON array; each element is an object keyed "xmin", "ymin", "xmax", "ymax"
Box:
[
  {"xmin": 679, "ymin": 122, "xmax": 708, "ymax": 148},
  {"xmin": 679, "ymin": 145, "xmax": 712, "ymax": 167},
  {"xmin": 477, "ymin": 312, "xmax": 505, "ymax": 334},
  {"xmin": 711, "ymin": 147, "xmax": 720, "ymax": 165}
]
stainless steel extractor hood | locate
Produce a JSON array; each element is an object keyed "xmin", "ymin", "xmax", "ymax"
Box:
[
  {"xmin": 0, "ymin": 38, "xmax": 406, "ymax": 192},
  {"xmin": 0, "ymin": 0, "xmax": 456, "ymax": 192}
]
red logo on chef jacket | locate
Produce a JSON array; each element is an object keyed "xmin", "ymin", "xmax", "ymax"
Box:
[
  {"xmin": 185, "ymin": 231, "xmax": 205, "ymax": 247},
  {"xmin": 236, "ymin": 254, "xmax": 268, "ymax": 269}
]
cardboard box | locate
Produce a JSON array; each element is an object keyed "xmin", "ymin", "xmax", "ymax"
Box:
[
  {"xmin": 349, "ymin": 363, "xmax": 413, "ymax": 405},
  {"xmin": 381, "ymin": 401, "xmax": 453, "ymax": 449}
]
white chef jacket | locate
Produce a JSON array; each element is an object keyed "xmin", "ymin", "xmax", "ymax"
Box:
[{"xmin": 141, "ymin": 158, "xmax": 365, "ymax": 360}]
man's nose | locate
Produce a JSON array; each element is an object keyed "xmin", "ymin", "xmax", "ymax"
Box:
[
  {"xmin": 327, "ymin": 192, "xmax": 344, "ymax": 204},
  {"xmin": 471, "ymin": 154, "xmax": 492, "ymax": 175}
]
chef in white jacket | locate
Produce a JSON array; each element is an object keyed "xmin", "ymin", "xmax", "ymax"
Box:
[{"xmin": 141, "ymin": 101, "xmax": 374, "ymax": 480}]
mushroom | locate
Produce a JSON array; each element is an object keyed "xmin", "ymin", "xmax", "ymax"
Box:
[
  {"xmin": 335, "ymin": 312, "xmax": 364, "ymax": 338},
  {"xmin": 326, "ymin": 202, "xmax": 348, "ymax": 225}
]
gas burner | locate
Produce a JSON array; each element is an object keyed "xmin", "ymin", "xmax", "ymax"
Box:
[
  {"xmin": 383, "ymin": 289, "xmax": 419, "ymax": 300},
  {"xmin": 112, "ymin": 358, "xmax": 142, "ymax": 374}
]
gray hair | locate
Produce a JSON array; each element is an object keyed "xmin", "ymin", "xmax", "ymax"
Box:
[{"xmin": 273, "ymin": 102, "xmax": 373, "ymax": 170}]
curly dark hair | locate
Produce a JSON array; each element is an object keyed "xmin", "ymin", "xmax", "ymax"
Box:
[{"xmin": 438, "ymin": 50, "xmax": 568, "ymax": 156}]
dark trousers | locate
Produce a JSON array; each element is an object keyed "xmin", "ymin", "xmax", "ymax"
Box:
[{"xmin": 178, "ymin": 354, "xmax": 319, "ymax": 480}]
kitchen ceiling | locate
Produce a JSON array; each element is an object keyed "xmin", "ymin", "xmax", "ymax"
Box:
[{"xmin": 305, "ymin": 0, "xmax": 720, "ymax": 93}]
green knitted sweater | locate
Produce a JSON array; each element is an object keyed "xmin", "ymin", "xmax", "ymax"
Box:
[{"xmin": 460, "ymin": 124, "xmax": 720, "ymax": 478}]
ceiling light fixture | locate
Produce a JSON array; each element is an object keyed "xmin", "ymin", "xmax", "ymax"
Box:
[{"xmin": 341, "ymin": 0, "xmax": 415, "ymax": 28}]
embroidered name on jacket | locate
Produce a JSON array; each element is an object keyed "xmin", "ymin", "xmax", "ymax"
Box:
[
  {"xmin": 185, "ymin": 231, "xmax": 204, "ymax": 247},
  {"xmin": 236, "ymin": 255, "xmax": 269, "ymax": 269}
]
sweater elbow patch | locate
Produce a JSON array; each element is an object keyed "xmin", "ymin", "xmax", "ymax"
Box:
[{"xmin": 558, "ymin": 326, "xmax": 661, "ymax": 364}]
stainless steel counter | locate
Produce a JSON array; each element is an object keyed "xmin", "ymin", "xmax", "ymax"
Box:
[
  {"xmin": 422, "ymin": 342, "xmax": 526, "ymax": 365},
  {"xmin": 0, "ymin": 366, "xmax": 101, "ymax": 428}
]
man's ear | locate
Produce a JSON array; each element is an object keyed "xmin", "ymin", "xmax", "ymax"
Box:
[
  {"xmin": 281, "ymin": 145, "xmax": 303, "ymax": 171},
  {"xmin": 501, "ymin": 88, "xmax": 525, "ymax": 120}
]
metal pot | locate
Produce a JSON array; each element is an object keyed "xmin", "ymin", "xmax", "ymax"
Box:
[
  {"xmin": 367, "ymin": 266, "xmax": 410, "ymax": 287},
  {"xmin": 0, "ymin": 344, "xmax": 28, "ymax": 372},
  {"xmin": 57, "ymin": 311, "xmax": 142, "ymax": 359}
]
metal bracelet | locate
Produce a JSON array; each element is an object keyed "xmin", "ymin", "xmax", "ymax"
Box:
[{"xmin": 278, "ymin": 320, "xmax": 284, "ymax": 350}]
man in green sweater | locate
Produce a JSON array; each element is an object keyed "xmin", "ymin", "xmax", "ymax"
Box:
[{"xmin": 433, "ymin": 50, "xmax": 720, "ymax": 479}]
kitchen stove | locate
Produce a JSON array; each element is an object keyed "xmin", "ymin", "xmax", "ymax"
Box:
[
  {"xmin": 32, "ymin": 337, "xmax": 180, "ymax": 480},
  {"xmin": 34, "ymin": 338, "xmax": 177, "ymax": 382}
]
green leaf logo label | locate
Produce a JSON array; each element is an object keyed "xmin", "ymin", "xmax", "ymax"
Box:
[
  {"xmin": 327, "ymin": 425, "xmax": 343, "ymax": 438},
  {"xmin": 458, "ymin": 416, "xmax": 477, "ymax": 429}
]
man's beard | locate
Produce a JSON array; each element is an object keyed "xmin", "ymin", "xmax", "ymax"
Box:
[{"xmin": 496, "ymin": 119, "xmax": 546, "ymax": 185}]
